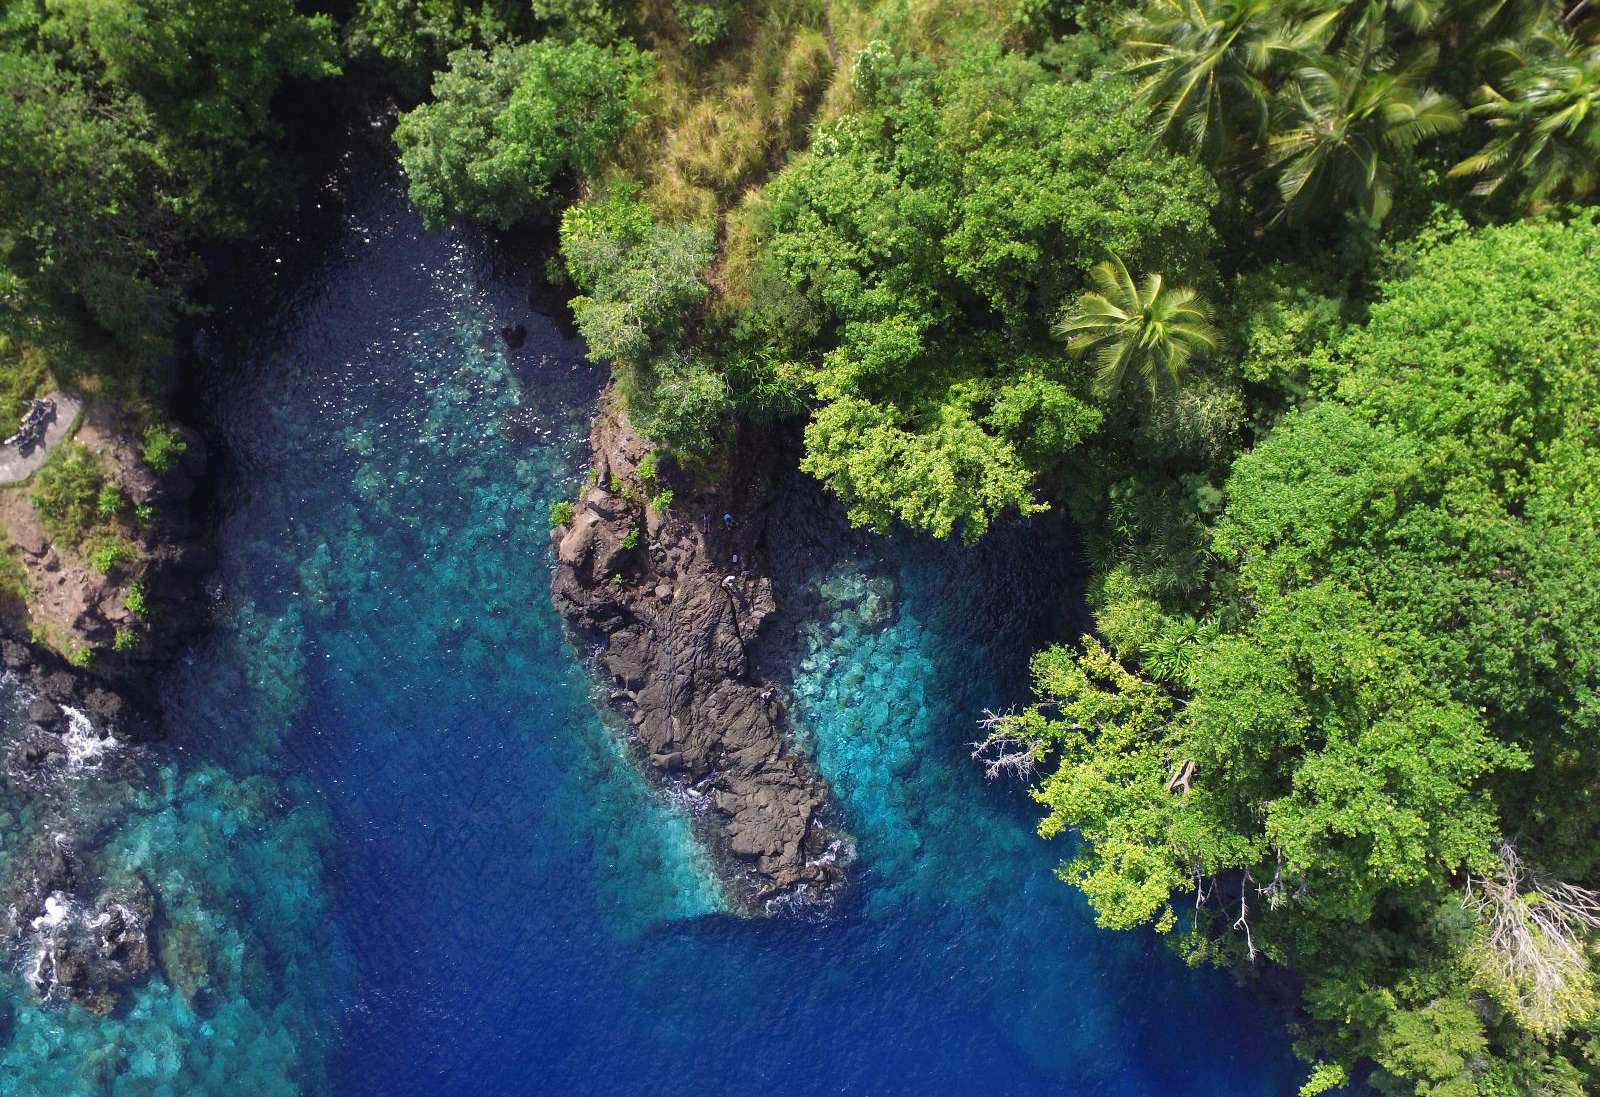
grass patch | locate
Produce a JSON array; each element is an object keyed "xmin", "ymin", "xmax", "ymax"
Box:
[{"xmin": 31, "ymin": 442, "xmax": 106, "ymax": 545}]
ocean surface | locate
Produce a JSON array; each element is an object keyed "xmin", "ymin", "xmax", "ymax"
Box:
[{"xmin": 0, "ymin": 170, "xmax": 1305, "ymax": 1096}]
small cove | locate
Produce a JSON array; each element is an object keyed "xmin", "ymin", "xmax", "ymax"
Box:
[{"xmin": 1, "ymin": 168, "xmax": 1305, "ymax": 1096}]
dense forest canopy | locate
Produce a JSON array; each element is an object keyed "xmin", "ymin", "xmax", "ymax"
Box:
[{"xmin": 3, "ymin": 0, "xmax": 1598, "ymax": 1093}]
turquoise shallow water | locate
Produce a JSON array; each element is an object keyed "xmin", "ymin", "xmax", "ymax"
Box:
[{"xmin": 0, "ymin": 170, "xmax": 1305, "ymax": 1095}]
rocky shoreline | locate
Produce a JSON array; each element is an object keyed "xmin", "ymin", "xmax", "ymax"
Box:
[
  {"xmin": 550, "ymin": 393, "xmax": 849, "ymax": 913},
  {"xmin": 0, "ymin": 400, "xmax": 213, "ymax": 1016}
]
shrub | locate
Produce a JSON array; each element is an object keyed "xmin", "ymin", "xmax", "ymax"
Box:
[
  {"xmin": 86, "ymin": 534, "xmax": 137, "ymax": 575},
  {"xmin": 621, "ymin": 527, "xmax": 640, "ymax": 549},
  {"xmin": 637, "ymin": 452, "xmax": 657, "ymax": 481},
  {"xmin": 31, "ymin": 443, "xmax": 104, "ymax": 544},
  {"xmin": 395, "ymin": 38, "xmax": 651, "ymax": 228},
  {"xmin": 649, "ymin": 489, "xmax": 674, "ymax": 512},
  {"xmin": 549, "ymin": 500, "xmax": 575, "ymax": 528},
  {"xmin": 141, "ymin": 424, "xmax": 188, "ymax": 475},
  {"xmin": 124, "ymin": 579, "xmax": 147, "ymax": 616},
  {"xmin": 112, "ymin": 629, "xmax": 138, "ymax": 653},
  {"xmin": 96, "ymin": 484, "xmax": 126, "ymax": 519}
]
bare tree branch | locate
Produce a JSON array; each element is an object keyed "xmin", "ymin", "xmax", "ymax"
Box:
[
  {"xmin": 970, "ymin": 709, "xmax": 1040, "ymax": 782},
  {"xmin": 1465, "ymin": 840, "xmax": 1600, "ymax": 1033}
]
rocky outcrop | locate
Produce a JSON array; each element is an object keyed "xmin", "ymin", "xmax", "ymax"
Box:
[
  {"xmin": 550, "ymin": 394, "xmax": 847, "ymax": 912},
  {"xmin": 11, "ymin": 848, "xmax": 157, "ymax": 1016}
]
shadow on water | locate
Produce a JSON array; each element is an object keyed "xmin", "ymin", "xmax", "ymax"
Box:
[{"xmin": 4, "ymin": 157, "xmax": 1307, "ymax": 1097}]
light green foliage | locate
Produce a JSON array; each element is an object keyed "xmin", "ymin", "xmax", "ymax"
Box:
[
  {"xmin": 395, "ymin": 39, "xmax": 650, "ymax": 228},
  {"xmin": 112, "ymin": 628, "xmax": 138, "ymax": 653},
  {"xmin": 1021, "ymin": 216, "xmax": 1600, "ymax": 1096},
  {"xmin": 124, "ymin": 579, "xmax": 147, "ymax": 616},
  {"xmin": 1055, "ymin": 255, "xmax": 1218, "ymax": 398},
  {"xmin": 31, "ymin": 441, "xmax": 105, "ymax": 545},
  {"xmin": 1224, "ymin": 263, "xmax": 1345, "ymax": 393},
  {"xmin": 562, "ymin": 189, "xmax": 715, "ymax": 359},
  {"xmin": 765, "ymin": 48, "xmax": 1215, "ymax": 539},
  {"xmin": 86, "ymin": 534, "xmax": 138, "ymax": 575},
  {"xmin": 636, "ymin": 452, "xmax": 657, "ymax": 482},
  {"xmin": 560, "ymin": 188, "xmax": 724, "ymax": 448},
  {"xmin": 549, "ymin": 499, "xmax": 576, "ymax": 528},
  {"xmin": 141, "ymin": 424, "xmax": 188, "ymax": 475},
  {"xmin": 675, "ymin": 0, "xmax": 732, "ymax": 45},
  {"xmin": 621, "ymin": 527, "xmax": 640, "ymax": 549},
  {"xmin": 95, "ymin": 483, "xmax": 125, "ymax": 519},
  {"xmin": 648, "ymin": 488, "xmax": 674, "ymax": 512}
]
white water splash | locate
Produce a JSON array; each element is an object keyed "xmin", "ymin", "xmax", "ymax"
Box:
[{"xmin": 61, "ymin": 704, "xmax": 115, "ymax": 769}]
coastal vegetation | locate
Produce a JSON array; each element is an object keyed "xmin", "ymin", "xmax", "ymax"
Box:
[{"xmin": 4, "ymin": 0, "xmax": 1598, "ymax": 1092}]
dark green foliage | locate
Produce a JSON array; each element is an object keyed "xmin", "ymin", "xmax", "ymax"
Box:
[
  {"xmin": 1016, "ymin": 216, "xmax": 1600, "ymax": 1097},
  {"xmin": 763, "ymin": 48, "xmax": 1217, "ymax": 538},
  {"xmin": 394, "ymin": 38, "xmax": 650, "ymax": 229},
  {"xmin": 1451, "ymin": 21, "xmax": 1600, "ymax": 205},
  {"xmin": 0, "ymin": 0, "xmax": 340, "ymax": 351}
]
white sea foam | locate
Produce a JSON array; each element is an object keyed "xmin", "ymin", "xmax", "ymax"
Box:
[
  {"xmin": 61, "ymin": 705, "xmax": 114, "ymax": 769},
  {"xmin": 32, "ymin": 892, "xmax": 71, "ymax": 930}
]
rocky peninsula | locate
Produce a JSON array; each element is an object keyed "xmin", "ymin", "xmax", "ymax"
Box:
[{"xmin": 550, "ymin": 392, "xmax": 848, "ymax": 912}]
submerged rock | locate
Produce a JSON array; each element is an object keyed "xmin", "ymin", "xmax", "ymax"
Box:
[
  {"xmin": 550, "ymin": 394, "xmax": 847, "ymax": 912},
  {"xmin": 21, "ymin": 874, "xmax": 155, "ymax": 1015}
]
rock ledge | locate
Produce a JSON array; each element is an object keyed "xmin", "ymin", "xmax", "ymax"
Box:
[{"xmin": 550, "ymin": 393, "xmax": 847, "ymax": 912}]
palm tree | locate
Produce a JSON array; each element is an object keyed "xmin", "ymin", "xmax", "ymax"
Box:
[
  {"xmin": 1449, "ymin": 21, "xmax": 1600, "ymax": 204},
  {"xmin": 1121, "ymin": 0, "xmax": 1337, "ymax": 165},
  {"xmin": 1055, "ymin": 256, "xmax": 1219, "ymax": 400},
  {"xmin": 1263, "ymin": 36, "xmax": 1462, "ymax": 223}
]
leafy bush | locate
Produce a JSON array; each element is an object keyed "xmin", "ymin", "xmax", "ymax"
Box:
[
  {"xmin": 620, "ymin": 527, "xmax": 640, "ymax": 549},
  {"xmin": 649, "ymin": 489, "xmax": 674, "ymax": 512},
  {"xmin": 141, "ymin": 424, "xmax": 188, "ymax": 475},
  {"xmin": 549, "ymin": 500, "xmax": 575, "ymax": 528},
  {"xmin": 86, "ymin": 534, "xmax": 138, "ymax": 575},
  {"xmin": 395, "ymin": 38, "xmax": 651, "ymax": 228},
  {"xmin": 561, "ymin": 187, "xmax": 715, "ymax": 363},
  {"xmin": 124, "ymin": 579, "xmax": 147, "ymax": 616},
  {"xmin": 636, "ymin": 452, "xmax": 657, "ymax": 481},
  {"xmin": 112, "ymin": 629, "xmax": 139, "ymax": 653}
]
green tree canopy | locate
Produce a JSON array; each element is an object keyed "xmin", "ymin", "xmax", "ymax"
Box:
[
  {"xmin": 395, "ymin": 37, "xmax": 650, "ymax": 229},
  {"xmin": 1015, "ymin": 214, "xmax": 1600, "ymax": 1097},
  {"xmin": 762, "ymin": 47, "xmax": 1218, "ymax": 539}
]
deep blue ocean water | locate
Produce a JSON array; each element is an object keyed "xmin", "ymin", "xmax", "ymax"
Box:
[{"xmin": 0, "ymin": 172, "xmax": 1306, "ymax": 1096}]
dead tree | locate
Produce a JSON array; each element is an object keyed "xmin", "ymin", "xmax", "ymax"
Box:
[
  {"xmin": 970, "ymin": 709, "xmax": 1041, "ymax": 782},
  {"xmin": 1465, "ymin": 840, "xmax": 1600, "ymax": 1034}
]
